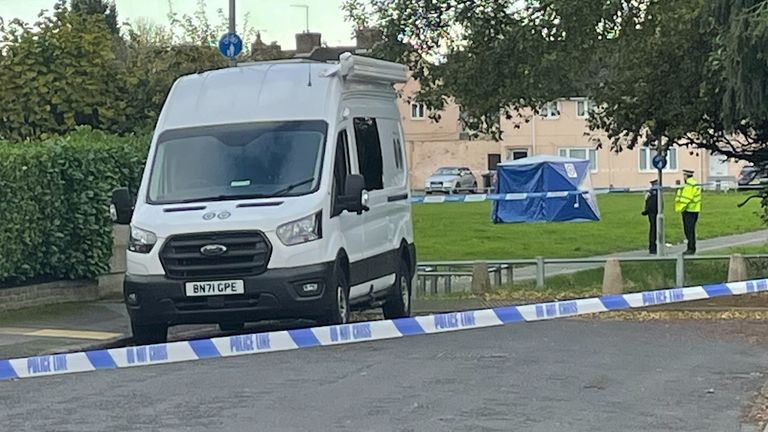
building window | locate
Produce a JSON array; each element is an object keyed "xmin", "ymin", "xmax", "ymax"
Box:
[
  {"xmin": 638, "ymin": 147, "xmax": 678, "ymax": 172},
  {"xmin": 410, "ymin": 102, "xmax": 426, "ymax": 120},
  {"xmin": 559, "ymin": 147, "xmax": 598, "ymax": 172},
  {"xmin": 576, "ymin": 99, "xmax": 595, "ymax": 118},
  {"xmin": 540, "ymin": 101, "xmax": 560, "ymax": 119},
  {"xmin": 488, "ymin": 153, "xmax": 501, "ymax": 171},
  {"xmin": 506, "ymin": 148, "xmax": 529, "ymax": 161}
]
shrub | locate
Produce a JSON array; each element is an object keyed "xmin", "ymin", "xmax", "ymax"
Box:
[{"xmin": 0, "ymin": 128, "xmax": 149, "ymax": 286}]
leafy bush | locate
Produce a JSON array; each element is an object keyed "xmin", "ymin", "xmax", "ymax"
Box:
[{"xmin": 0, "ymin": 128, "xmax": 149, "ymax": 286}]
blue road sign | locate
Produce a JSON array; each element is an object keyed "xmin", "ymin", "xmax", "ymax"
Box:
[
  {"xmin": 218, "ymin": 32, "xmax": 243, "ymax": 59},
  {"xmin": 652, "ymin": 153, "xmax": 667, "ymax": 170}
]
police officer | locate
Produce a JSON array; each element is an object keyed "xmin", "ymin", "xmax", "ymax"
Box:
[
  {"xmin": 641, "ymin": 179, "xmax": 659, "ymax": 254},
  {"xmin": 674, "ymin": 169, "xmax": 702, "ymax": 255}
]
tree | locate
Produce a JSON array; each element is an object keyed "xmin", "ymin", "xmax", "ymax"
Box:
[
  {"xmin": 344, "ymin": 0, "xmax": 768, "ymax": 172},
  {"xmin": 70, "ymin": 0, "xmax": 119, "ymax": 35},
  {"xmin": 0, "ymin": 1, "xmax": 126, "ymax": 140}
]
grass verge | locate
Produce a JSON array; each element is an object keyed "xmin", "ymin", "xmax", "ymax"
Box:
[{"xmin": 414, "ymin": 191, "xmax": 765, "ymax": 261}]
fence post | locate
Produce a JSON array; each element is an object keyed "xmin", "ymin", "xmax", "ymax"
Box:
[
  {"xmin": 472, "ymin": 261, "xmax": 491, "ymax": 293},
  {"xmin": 494, "ymin": 266, "xmax": 503, "ymax": 286},
  {"xmin": 536, "ymin": 256, "xmax": 545, "ymax": 289},
  {"xmin": 727, "ymin": 254, "xmax": 748, "ymax": 282},
  {"xmin": 601, "ymin": 258, "xmax": 624, "ymax": 295},
  {"xmin": 675, "ymin": 254, "xmax": 685, "ymax": 288},
  {"xmin": 506, "ymin": 264, "xmax": 514, "ymax": 285}
]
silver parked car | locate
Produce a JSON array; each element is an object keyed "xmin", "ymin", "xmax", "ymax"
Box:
[{"xmin": 424, "ymin": 166, "xmax": 478, "ymax": 194}]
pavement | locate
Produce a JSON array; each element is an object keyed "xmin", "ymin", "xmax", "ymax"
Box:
[{"xmin": 1, "ymin": 320, "xmax": 768, "ymax": 431}]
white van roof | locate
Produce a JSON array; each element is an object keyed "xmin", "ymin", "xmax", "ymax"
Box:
[{"xmin": 158, "ymin": 53, "xmax": 407, "ymax": 131}]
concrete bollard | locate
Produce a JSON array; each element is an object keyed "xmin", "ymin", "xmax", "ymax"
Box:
[
  {"xmin": 602, "ymin": 258, "xmax": 624, "ymax": 295},
  {"xmin": 727, "ymin": 254, "xmax": 748, "ymax": 282},
  {"xmin": 471, "ymin": 261, "xmax": 492, "ymax": 294}
]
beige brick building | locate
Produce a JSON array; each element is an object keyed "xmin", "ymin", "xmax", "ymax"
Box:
[{"xmin": 396, "ymin": 80, "xmax": 742, "ymax": 190}]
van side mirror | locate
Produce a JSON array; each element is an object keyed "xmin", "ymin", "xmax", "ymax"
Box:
[
  {"xmin": 111, "ymin": 187, "xmax": 134, "ymax": 225},
  {"xmin": 341, "ymin": 174, "xmax": 369, "ymax": 215}
]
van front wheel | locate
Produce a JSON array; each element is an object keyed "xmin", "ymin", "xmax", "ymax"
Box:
[
  {"xmin": 383, "ymin": 259, "xmax": 412, "ymax": 319},
  {"xmin": 318, "ymin": 264, "xmax": 350, "ymax": 325}
]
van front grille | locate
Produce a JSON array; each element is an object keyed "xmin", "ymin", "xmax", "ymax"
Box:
[{"xmin": 160, "ymin": 231, "xmax": 271, "ymax": 279}]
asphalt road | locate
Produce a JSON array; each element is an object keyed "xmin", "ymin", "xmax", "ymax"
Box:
[{"xmin": 1, "ymin": 320, "xmax": 767, "ymax": 432}]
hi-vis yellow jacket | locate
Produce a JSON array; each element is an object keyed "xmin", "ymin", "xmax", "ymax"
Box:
[{"xmin": 674, "ymin": 177, "xmax": 702, "ymax": 213}]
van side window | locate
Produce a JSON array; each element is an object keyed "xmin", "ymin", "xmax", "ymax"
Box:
[
  {"xmin": 334, "ymin": 130, "xmax": 349, "ymax": 196},
  {"xmin": 393, "ymin": 137, "xmax": 404, "ymax": 170},
  {"xmin": 353, "ymin": 117, "xmax": 384, "ymax": 190}
]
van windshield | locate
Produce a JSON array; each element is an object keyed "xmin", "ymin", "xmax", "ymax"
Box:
[{"xmin": 148, "ymin": 121, "xmax": 327, "ymax": 204}]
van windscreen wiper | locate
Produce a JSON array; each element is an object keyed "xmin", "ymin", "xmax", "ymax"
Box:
[
  {"xmin": 271, "ymin": 177, "xmax": 315, "ymax": 197},
  {"xmin": 176, "ymin": 193, "xmax": 272, "ymax": 204}
]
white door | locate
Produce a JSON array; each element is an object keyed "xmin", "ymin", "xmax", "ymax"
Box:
[
  {"xmin": 331, "ymin": 128, "xmax": 366, "ymax": 273},
  {"xmin": 352, "ymin": 117, "xmax": 390, "ymax": 257}
]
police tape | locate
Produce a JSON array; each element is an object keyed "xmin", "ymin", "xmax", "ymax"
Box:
[
  {"xmin": 1, "ymin": 278, "xmax": 766, "ymax": 382},
  {"xmin": 410, "ymin": 191, "xmax": 591, "ymax": 204},
  {"xmin": 410, "ymin": 182, "xmax": 731, "ymax": 203}
]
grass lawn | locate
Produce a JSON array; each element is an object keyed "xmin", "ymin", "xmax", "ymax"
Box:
[{"xmin": 413, "ymin": 191, "xmax": 766, "ymax": 261}]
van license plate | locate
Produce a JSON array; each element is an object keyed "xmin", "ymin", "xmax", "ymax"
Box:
[{"xmin": 185, "ymin": 280, "xmax": 244, "ymax": 297}]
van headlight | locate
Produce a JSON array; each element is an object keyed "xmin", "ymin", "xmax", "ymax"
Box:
[
  {"xmin": 277, "ymin": 212, "xmax": 322, "ymax": 246},
  {"xmin": 129, "ymin": 225, "xmax": 157, "ymax": 254}
]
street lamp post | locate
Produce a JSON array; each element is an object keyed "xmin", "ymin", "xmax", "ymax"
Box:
[
  {"xmin": 656, "ymin": 139, "xmax": 667, "ymax": 256},
  {"xmin": 228, "ymin": 0, "xmax": 236, "ymax": 67}
]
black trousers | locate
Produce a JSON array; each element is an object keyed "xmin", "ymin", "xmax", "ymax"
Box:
[
  {"xmin": 647, "ymin": 214, "xmax": 657, "ymax": 253},
  {"xmin": 682, "ymin": 211, "xmax": 699, "ymax": 252}
]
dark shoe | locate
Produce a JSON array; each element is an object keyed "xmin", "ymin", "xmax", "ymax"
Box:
[
  {"xmin": 683, "ymin": 250, "xmax": 696, "ymax": 256},
  {"xmin": 649, "ymin": 250, "xmax": 657, "ymax": 255}
]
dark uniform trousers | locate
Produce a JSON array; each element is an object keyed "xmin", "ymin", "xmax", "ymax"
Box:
[
  {"xmin": 682, "ymin": 211, "xmax": 699, "ymax": 253},
  {"xmin": 647, "ymin": 213, "xmax": 657, "ymax": 253}
]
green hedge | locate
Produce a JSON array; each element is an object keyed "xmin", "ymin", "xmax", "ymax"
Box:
[{"xmin": 0, "ymin": 128, "xmax": 149, "ymax": 287}]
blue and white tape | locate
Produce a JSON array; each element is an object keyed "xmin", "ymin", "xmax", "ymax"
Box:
[
  {"xmin": 410, "ymin": 191, "xmax": 590, "ymax": 204},
  {"xmin": 410, "ymin": 182, "xmax": 731, "ymax": 203},
  {"xmin": 1, "ymin": 278, "xmax": 766, "ymax": 382}
]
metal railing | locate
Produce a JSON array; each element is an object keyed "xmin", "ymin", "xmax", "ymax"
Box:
[{"xmin": 415, "ymin": 254, "xmax": 768, "ymax": 297}]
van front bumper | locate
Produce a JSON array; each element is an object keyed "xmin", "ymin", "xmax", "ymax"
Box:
[{"xmin": 124, "ymin": 263, "xmax": 336, "ymax": 325}]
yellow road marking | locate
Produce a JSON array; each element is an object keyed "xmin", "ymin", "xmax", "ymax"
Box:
[{"xmin": 0, "ymin": 327, "xmax": 121, "ymax": 340}]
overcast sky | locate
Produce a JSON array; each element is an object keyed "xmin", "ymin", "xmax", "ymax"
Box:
[{"xmin": 0, "ymin": 0, "xmax": 355, "ymax": 48}]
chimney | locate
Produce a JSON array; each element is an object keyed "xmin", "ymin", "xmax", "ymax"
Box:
[
  {"xmin": 295, "ymin": 32, "xmax": 322, "ymax": 54},
  {"xmin": 355, "ymin": 27, "xmax": 383, "ymax": 50}
]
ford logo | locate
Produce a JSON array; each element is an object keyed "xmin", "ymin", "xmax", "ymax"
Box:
[{"xmin": 200, "ymin": 244, "xmax": 227, "ymax": 256}]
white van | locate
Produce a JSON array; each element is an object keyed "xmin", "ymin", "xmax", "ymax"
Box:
[{"xmin": 111, "ymin": 53, "xmax": 416, "ymax": 344}]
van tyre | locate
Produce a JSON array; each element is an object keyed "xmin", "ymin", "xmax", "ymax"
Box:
[
  {"xmin": 383, "ymin": 258, "xmax": 412, "ymax": 319},
  {"xmin": 131, "ymin": 321, "xmax": 168, "ymax": 345},
  {"xmin": 319, "ymin": 264, "xmax": 350, "ymax": 325}
]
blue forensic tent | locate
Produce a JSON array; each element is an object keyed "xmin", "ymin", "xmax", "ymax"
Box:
[{"xmin": 491, "ymin": 155, "xmax": 600, "ymax": 223}]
